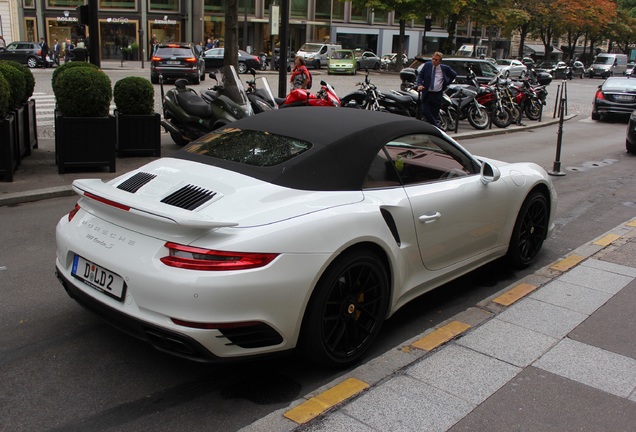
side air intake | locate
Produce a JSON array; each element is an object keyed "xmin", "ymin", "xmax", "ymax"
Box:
[{"xmin": 161, "ymin": 185, "xmax": 217, "ymax": 210}]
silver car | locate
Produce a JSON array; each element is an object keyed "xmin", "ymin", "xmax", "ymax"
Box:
[
  {"xmin": 495, "ymin": 59, "xmax": 527, "ymax": 78},
  {"xmin": 355, "ymin": 50, "xmax": 381, "ymax": 70}
]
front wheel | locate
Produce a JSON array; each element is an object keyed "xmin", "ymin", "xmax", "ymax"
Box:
[
  {"xmin": 507, "ymin": 191, "xmax": 549, "ymax": 268},
  {"xmin": 492, "ymin": 105, "xmax": 513, "ymax": 128},
  {"xmin": 437, "ymin": 111, "xmax": 450, "ymax": 131},
  {"xmin": 300, "ymin": 249, "xmax": 389, "ymax": 368},
  {"xmin": 237, "ymin": 62, "xmax": 247, "ymax": 74},
  {"xmin": 27, "ymin": 57, "xmax": 38, "ymax": 68},
  {"xmin": 467, "ymin": 104, "xmax": 489, "ymax": 130}
]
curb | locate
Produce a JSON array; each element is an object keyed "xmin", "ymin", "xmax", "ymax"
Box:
[{"xmin": 239, "ymin": 218, "xmax": 636, "ymax": 432}]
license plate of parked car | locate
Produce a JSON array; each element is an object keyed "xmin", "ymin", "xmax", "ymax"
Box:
[{"xmin": 71, "ymin": 255, "xmax": 126, "ymax": 301}]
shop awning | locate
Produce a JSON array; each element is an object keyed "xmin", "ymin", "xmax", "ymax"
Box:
[{"xmin": 523, "ymin": 44, "xmax": 563, "ymax": 56}]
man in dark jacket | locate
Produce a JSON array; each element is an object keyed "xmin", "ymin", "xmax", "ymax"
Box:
[
  {"xmin": 40, "ymin": 37, "xmax": 49, "ymax": 63},
  {"xmin": 416, "ymin": 52, "xmax": 457, "ymax": 128}
]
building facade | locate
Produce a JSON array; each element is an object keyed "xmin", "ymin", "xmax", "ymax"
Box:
[{"xmin": 6, "ymin": 0, "xmax": 450, "ymax": 61}]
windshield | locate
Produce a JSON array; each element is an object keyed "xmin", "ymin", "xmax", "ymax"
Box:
[
  {"xmin": 593, "ymin": 56, "xmax": 613, "ymax": 65},
  {"xmin": 332, "ymin": 50, "xmax": 353, "ymax": 60},
  {"xmin": 299, "ymin": 43, "xmax": 323, "ymax": 53},
  {"xmin": 206, "ymin": 65, "xmax": 254, "ymax": 116},
  {"xmin": 496, "ymin": 60, "xmax": 511, "ymax": 66}
]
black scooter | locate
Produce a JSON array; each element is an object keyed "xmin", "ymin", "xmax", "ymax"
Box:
[{"xmin": 160, "ymin": 66, "xmax": 255, "ymax": 146}]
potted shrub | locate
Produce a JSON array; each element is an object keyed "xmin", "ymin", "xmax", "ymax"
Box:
[
  {"xmin": 0, "ymin": 72, "xmax": 16, "ymax": 181},
  {"xmin": 6, "ymin": 61, "xmax": 37, "ymax": 152},
  {"xmin": 114, "ymin": 76, "xmax": 161, "ymax": 157},
  {"xmin": 0, "ymin": 61, "xmax": 28, "ymax": 164},
  {"xmin": 53, "ymin": 65, "xmax": 115, "ymax": 174}
]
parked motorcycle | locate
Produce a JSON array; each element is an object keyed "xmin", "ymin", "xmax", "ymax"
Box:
[
  {"xmin": 340, "ymin": 70, "xmax": 384, "ymax": 111},
  {"xmin": 244, "ymin": 69, "xmax": 279, "ymax": 113},
  {"xmin": 259, "ymin": 52, "xmax": 269, "ymax": 71},
  {"xmin": 160, "ymin": 65, "xmax": 255, "ymax": 146},
  {"xmin": 279, "ymin": 80, "xmax": 341, "ymax": 108}
]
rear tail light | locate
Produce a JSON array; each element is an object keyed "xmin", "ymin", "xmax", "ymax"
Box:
[
  {"xmin": 185, "ymin": 57, "xmax": 197, "ymax": 63},
  {"xmin": 160, "ymin": 242, "xmax": 278, "ymax": 271},
  {"xmin": 595, "ymin": 90, "xmax": 606, "ymax": 100},
  {"xmin": 84, "ymin": 192, "xmax": 131, "ymax": 211},
  {"xmin": 37, "ymin": 49, "xmax": 42, "ymax": 56},
  {"xmin": 68, "ymin": 203, "xmax": 81, "ymax": 221},
  {"xmin": 151, "ymin": 56, "xmax": 161, "ymax": 61}
]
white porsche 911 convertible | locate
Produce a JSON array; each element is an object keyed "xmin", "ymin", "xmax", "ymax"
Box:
[{"xmin": 55, "ymin": 108, "xmax": 557, "ymax": 367}]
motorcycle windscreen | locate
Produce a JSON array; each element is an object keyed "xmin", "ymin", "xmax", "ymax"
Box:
[
  {"xmin": 258, "ymin": 77, "xmax": 278, "ymax": 109},
  {"xmin": 221, "ymin": 65, "xmax": 255, "ymax": 117}
]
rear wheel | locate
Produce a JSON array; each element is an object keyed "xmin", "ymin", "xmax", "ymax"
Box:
[
  {"xmin": 507, "ymin": 191, "xmax": 549, "ymax": 268},
  {"xmin": 626, "ymin": 139, "xmax": 636, "ymax": 154},
  {"xmin": 238, "ymin": 62, "xmax": 247, "ymax": 74},
  {"xmin": 591, "ymin": 111, "xmax": 601, "ymax": 121},
  {"xmin": 169, "ymin": 131, "xmax": 189, "ymax": 146},
  {"xmin": 300, "ymin": 249, "xmax": 389, "ymax": 368},
  {"xmin": 467, "ymin": 104, "xmax": 489, "ymax": 130},
  {"xmin": 524, "ymin": 100, "xmax": 543, "ymax": 121},
  {"xmin": 151, "ymin": 75, "xmax": 159, "ymax": 84}
]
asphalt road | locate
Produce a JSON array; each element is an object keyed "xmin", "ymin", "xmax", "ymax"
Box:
[{"xmin": 1, "ymin": 68, "xmax": 634, "ymax": 431}]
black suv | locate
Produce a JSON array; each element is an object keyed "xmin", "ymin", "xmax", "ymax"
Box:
[
  {"xmin": 0, "ymin": 41, "xmax": 46, "ymax": 68},
  {"xmin": 150, "ymin": 42, "xmax": 205, "ymax": 84}
]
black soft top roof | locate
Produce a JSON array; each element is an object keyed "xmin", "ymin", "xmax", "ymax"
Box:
[{"xmin": 175, "ymin": 107, "xmax": 444, "ymax": 191}]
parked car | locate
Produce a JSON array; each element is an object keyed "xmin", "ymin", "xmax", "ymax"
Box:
[
  {"xmin": 536, "ymin": 61, "xmax": 569, "ymax": 79},
  {"xmin": 570, "ymin": 61, "xmax": 585, "ymax": 79},
  {"xmin": 54, "ymin": 108, "xmax": 556, "ymax": 367},
  {"xmin": 0, "ymin": 41, "xmax": 46, "ymax": 68},
  {"xmin": 150, "ymin": 42, "xmax": 205, "ymax": 84},
  {"xmin": 327, "ymin": 49, "xmax": 356, "ymax": 75},
  {"xmin": 591, "ymin": 76, "xmax": 636, "ymax": 120},
  {"xmin": 354, "ymin": 50, "xmax": 381, "ymax": 70},
  {"xmin": 624, "ymin": 62, "xmax": 635, "ymax": 76},
  {"xmin": 626, "ymin": 110, "xmax": 636, "ymax": 153},
  {"xmin": 274, "ymin": 47, "xmax": 293, "ymax": 71},
  {"xmin": 202, "ymin": 48, "xmax": 262, "ymax": 74},
  {"xmin": 380, "ymin": 53, "xmax": 409, "ymax": 71},
  {"xmin": 495, "ymin": 59, "xmax": 527, "ymax": 78},
  {"xmin": 441, "ymin": 58, "xmax": 501, "ymax": 85}
]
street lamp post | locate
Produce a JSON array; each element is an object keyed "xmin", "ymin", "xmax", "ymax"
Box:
[{"xmin": 139, "ymin": 28, "xmax": 144, "ymax": 69}]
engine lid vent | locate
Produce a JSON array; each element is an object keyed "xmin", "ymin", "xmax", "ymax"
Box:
[
  {"xmin": 161, "ymin": 185, "xmax": 217, "ymax": 210},
  {"xmin": 117, "ymin": 172, "xmax": 157, "ymax": 193}
]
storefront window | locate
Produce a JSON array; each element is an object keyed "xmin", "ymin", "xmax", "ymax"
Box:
[
  {"xmin": 23, "ymin": 0, "xmax": 35, "ymax": 8},
  {"xmin": 204, "ymin": 0, "xmax": 223, "ymax": 14},
  {"xmin": 24, "ymin": 18, "xmax": 36, "ymax": 42},
  {"xmin": 46, "ymin": 18, "xmax": 77, "ymax": 49},
  {"xmin": 148, "ymin": 19, "xmax": 181, "ymax": 45},
  {"xmin": 332, "ymin": 1, "xmax": 344, "ymax": 20},
  {"xmin": 149, "ymin": 0, "xmax": 179, "ymax": 12},
  {"xmin": 100, "ymin": 19, "xmax": 138, "ymax": 60},
  {"xmin": 290, "ymin": 0, "xmax": 307, "ymax": 19},
  {"xmin": 99, "ymin": 0, "xmax": 136, "ymax": 10},
  {"xmin": 46, "ymin": 0, "xmax": 84, "ymax": 8},
  {"xmin": 350, "ymin": 5, "xmax": 367, "ymax": 23}
]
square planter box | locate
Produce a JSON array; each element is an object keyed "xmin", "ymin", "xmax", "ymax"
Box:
[
  {"xmin": 55, "ymin": 113, "xmax": 116, "ymax": 174},
  {"xmin": 116, "ymin": 111, "xmax": 161, "ymax": 157},
  {"xmin": 0, "ymin": 113, "xmax": 18, "ymax": 182},
  {"xmin": 25, "ymin": 99, "xmax": 38, "ymax": 150},
  {"xmin": 13, "ymin": 105, "xmax": 28, "ymax": 163}
]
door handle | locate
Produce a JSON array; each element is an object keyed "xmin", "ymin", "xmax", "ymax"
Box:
[{"xmin": 419, "ymin": 212, "xmax": 441, "ymax": 223}]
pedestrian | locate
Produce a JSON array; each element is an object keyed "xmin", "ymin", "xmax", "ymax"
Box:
[
  {"xmin": 416, "ymin": 51, "xmax": 457, "ymax": 128},
  {"xmin": 205, "ymin": 38, "xmax": 213, "ymax": 50},
  {"xmin": 64, "ymin": 38, "xmax": 74, "ymax": 62},
  {"xmin": 289, "ymin": 56, "xmax": 310, "ymax": 90},
  {"xmin": 149, "ymin": 33, "xmax": 158, "ymax": 60},
  {"xmin": 0, "ymin": 35, "xmax": 6, "ymax": 49},
  {"xmin": 52, "ymin": 38, "xmax": 61, "ymax": 66},
  {"xmin": 40, "ymin": 37, "xmax": 49, "ymax": 63}
]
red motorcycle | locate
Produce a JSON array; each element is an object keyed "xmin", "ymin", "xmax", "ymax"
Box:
[{"xmin": 280, "ymin": 80, "xmax": 341, "ymax": 108}]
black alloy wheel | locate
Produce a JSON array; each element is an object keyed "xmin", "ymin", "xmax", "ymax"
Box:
[
  {"xmin": 301, "ymin": 249, "xmax": 389, "ymax": 368},
  {"xmin": 507, "ymin": 191, "xmax": 549, "ymax": 268}
]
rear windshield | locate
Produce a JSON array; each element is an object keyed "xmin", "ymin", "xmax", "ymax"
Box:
[
  {"xmin": 156, "ymin": 47, "xmax": 193, "ymax": 57},
  {"xmin": 602, "ymin": 79, "xmax": 636, "ymax": 91},
  {"xmin": 184, "ymin": 128, "xmax": 312, "ymax": 167}
]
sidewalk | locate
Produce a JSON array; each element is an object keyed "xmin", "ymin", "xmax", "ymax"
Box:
[{"xmin": 243, "ymin": 220, "xmax": 636, "ymax": 432}]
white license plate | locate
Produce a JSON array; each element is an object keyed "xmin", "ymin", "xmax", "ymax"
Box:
[
  {"xmin": 615, "ymin": 95, "xmax": 634, "ymax": 101},
  {"xmin": 166, "ymin": 60, "xmax": 180, "ymax": 65},
  {"xmin": 72, "ymin": 255, "xmax": 126, "ymax": 301}
]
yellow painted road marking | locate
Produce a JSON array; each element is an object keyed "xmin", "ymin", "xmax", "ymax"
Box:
[
  {"xmin": 493, "ymin": 283, "xmax": 538, "ymax": 306},
  {"xmin": 626, "ymin": 220, "xmax": 636, "ymax": 227},
  {"xmin": 550, "ymin": 255, "xmax": 585, "ymax": 272},
  {"xmin": 411, "ymin": 321, "xmax": 471, "ymax": 351},
  {"xmin": 284, "ymin": 378, "xmax": 369, "ymax": 424},
  {"xmin": 593, "ymin": 233, "xmax": 621, "ymax": 246}
]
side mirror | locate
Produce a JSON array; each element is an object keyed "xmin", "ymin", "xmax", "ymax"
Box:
[{"xmin": 480, "ymin": 162, "xmax": 501, "ymax": 185}]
